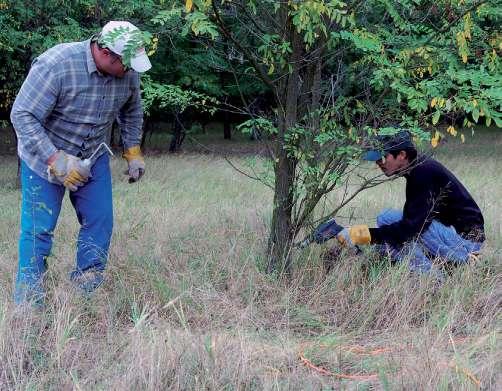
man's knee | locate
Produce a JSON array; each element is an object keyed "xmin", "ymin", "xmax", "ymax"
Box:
[
  {"xmin": 376, "ymin": 208, "xmax": 402, "ymax": 227},
  {"xmin": 78, "ymin": 204, "xmax": 113, "ymax": 233},
  {"xmin": 94, "ymin": 211, "xmax": 113, "ymax": 233},
  {"xmin": 19, "ymin": 224, "xmax": 55, "ymax": 257}
]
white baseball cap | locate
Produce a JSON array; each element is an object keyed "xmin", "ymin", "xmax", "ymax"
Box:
[{"xmin": 100, "ymin": 21, "xmax": 152, "ymax": 73}]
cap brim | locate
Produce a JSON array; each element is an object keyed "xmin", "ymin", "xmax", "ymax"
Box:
[
  {"xmin": 363, "ymin": 150, "xmax": 383, "ymax": 161},
  {"xmin": 130, "ymin": 52, "xmax": 152, "ymax": 73}
]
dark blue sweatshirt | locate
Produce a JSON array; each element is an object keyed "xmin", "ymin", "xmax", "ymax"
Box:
[{"xmin": 369, "ymin": 157, "xmax": 485, "ymax": 246}]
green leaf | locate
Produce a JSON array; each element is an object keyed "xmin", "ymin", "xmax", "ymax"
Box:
[
  {"xmin": 472, "ymin": 107, "xmax": 480, "ymax": 123},
  {"xmin": 339, "ymin": 29, "xmax": 382, "ymax": 53},
  {"xmin": 493, "ymin": 116, "xmax": 502, "ymax": 128},
  {"xmin": 185, "ymin": 11, "xmax": 219, "ymax": 39},
  {"xmin": 432, "ymin": 110, "xmax": 440, "ymax": 125}
]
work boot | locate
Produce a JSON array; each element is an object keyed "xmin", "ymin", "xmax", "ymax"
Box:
[
  {"xmin": 14, "ymin": 277, "xmax": 45, "ymax": 308},
  {"xmin": 467, "ymin": 252, "xmax": 481, "ymax": 263},
  {"xmin": 70, "ymin": 269, "xmax": 104, "ymax": 294}
]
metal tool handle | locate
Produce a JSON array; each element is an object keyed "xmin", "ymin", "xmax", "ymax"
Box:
[{"xmin": 81, "ymin": 143, "xmax": 114, "ymax": 167}]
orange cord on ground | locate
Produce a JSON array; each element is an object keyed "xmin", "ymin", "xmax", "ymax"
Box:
[
  {"xmin": 331, "ymin": 344, "xmax": 393, "ymax": 356},
  {"xmin": 298, "ymin": 345, "xmax": 380, "ymax": 381},
  {"xmin": 452, "ymin": 364, "xmax": 481, "ymax": 388},
  {"xmin": 438, "ymin": 361, "xmax": 481, "ymax": 388},
  {"xmin": 299, "ymin": 339, "xmax": 481, "ymax": 387}
]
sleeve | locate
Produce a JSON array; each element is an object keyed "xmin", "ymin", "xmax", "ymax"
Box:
[
  {"xmin": 117, "ymin": 74, "xmax": 144, "ymax": 150},
  {"xmin": 369, "ymin": 173, "xmax": 436, "ymax": 246},
  {"xmin": 10, "ymin": 58, "xmax": 59, "ymax": 163}
]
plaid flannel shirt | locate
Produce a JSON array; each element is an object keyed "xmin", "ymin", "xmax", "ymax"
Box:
[{"xmin": 10, "ymin": 39, "xmax": 143, "ymax": 180}]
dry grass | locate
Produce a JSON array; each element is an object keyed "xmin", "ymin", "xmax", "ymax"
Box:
[{"xmin": 0, "ymin": 129, "xmax": 500, "ymax": 390}]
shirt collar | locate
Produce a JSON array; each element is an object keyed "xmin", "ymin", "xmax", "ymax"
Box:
[
  {"xmin": 85, "ymin": 40, "xmax": 116, "ymax": 81},
  {"xmin": 85, "ymin": 39, "xmax": 99, "ymax": 75}
]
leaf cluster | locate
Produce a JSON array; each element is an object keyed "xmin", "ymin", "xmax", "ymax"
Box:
[
  {"xmin": 98, "ymin": 26, "xmax": 153, "ymax": 68},
  {"xmin": 142, "ymin": 75, "xmax": 218, "ymax": 115}
]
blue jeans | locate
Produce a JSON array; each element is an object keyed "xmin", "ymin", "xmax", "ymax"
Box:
[
  {"xmin": 375, "ymin": 209, "xmax": 483, "ymax": 273},
  {"xmin": 15, "ymin": 154, "xmax": 113, "ymax": 304}
]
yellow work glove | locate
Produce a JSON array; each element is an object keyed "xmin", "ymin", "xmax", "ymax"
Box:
[
  {"xmin": 47, "ymin": 150, "xmax": 91, "ymax": 191},
  {"xmin": 337, "ymin": 225, "xmax": 371, "ymax": 247},
  {"xmin": 123, "ymin": 146, "xmax": 145, "ymax": 182}
]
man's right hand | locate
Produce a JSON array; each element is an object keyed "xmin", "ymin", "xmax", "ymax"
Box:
[
  {"xmin": 47, "ymin": 151, "xmax": 91, "ymax": 191},
  {"xmin": 337, "ymin": 225, "xmax": 372, "ymax": 247}
]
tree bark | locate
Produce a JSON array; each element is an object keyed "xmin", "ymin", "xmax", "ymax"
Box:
[
  {"xmin": 169, "ymin": 112, "xmax": 185, "ymax": 153},
  {"xmin": 266, "ymin": 28, "xmax": 303, "ymax": 274},
  {"xmin": 267, "ymin": 122, "xmax": 296, "ymax": 274},
  {"xmin": 223, "ymin": 110, "xmax": 231, "ymax": 139},
  {"xmin": 12, "ymin": 126, "xmax": 20, "ymax": 188},
  {"xmin": 293, "ymin": 41, "xmax": 324, "ymax": 230}
]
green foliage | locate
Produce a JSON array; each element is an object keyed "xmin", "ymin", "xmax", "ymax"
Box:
[
  {"xmin": 0, "ymin": 0, "xmax": 160, "ymax": 114},
  {"xmin": 289, "ymin": 0, "xmax": 351, "ymax": 46},
  {"xmin": 0, "ymin": 1, "xmax": 91, "ymax": 113},
  {"xmin": 257, "ymin": 34, "xmax": 292, "ymax": 74},
  {"xmin": 152, "ymin": 7, "xmax": 182, "ymax": 25},
  {"xmin": 337, "ymin": 30, "xmax": 383, "ymax": 53},
  {"xmin": 348, "ymin": 0, "xmax": 502, "ymax": 134},
  {"xmin": 183, "ymin": 10, "xmax": 219, "ymax": 39},
  {"xmin": 237, "ymin": 118, "xmax": 277, "ymax": 136},
  {"xmin": 141, "ymin": 75, "xmax": 218, "ymax": 115},
  {"xmin": 151, "ymin": 1, "xmax": 268, "ymax": 104}
]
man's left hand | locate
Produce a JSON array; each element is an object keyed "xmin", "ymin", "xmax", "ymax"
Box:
[{"xmin": 123, "ymin": 146, "xmax": 145, "ymax": 182}]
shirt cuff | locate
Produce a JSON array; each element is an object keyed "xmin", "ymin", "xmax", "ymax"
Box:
[{"xmin": 37, "ymin": 141, "xmax": 58, "ymax": 165}]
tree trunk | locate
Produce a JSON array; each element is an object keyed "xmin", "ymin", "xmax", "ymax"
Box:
[
  {"xmin": 169, "ymin": 112, "xmax": 185, "ymax": 153},
  {"xmin": 267, "ymin": 123, "xmax": 296, "ymax": 274},
  {"xmin": 223, "ymin": 110, "xmax": 231, "ymax": 139},
  {"xmin": 293, "ymin": 41, "xmax": 324, "ymax": 230},
  {"xmin": 12, "ymin": 126, "xmax": 20, "ymax": 188},
  {"xmin": 266, "ymin": 28, "xmax": 302, "ymax": 274}
]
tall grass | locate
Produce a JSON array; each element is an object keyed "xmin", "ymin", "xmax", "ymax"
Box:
[{"xmin": 0, "ymin": 129, "xmax": 500, "ymax": 390}]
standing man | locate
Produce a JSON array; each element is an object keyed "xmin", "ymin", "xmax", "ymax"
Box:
[
  {"xmin": 314, "ymin": 130, "xmax": 485, "ymax": 274},
  {"xmin": 10, "ymin": 21, "xmax": 151, "ymax": 304}
]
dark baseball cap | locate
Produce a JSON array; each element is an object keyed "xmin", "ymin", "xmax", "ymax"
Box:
[{"xmin": 363, "ymin": 130, "xmax": 415, "ymax": 161}]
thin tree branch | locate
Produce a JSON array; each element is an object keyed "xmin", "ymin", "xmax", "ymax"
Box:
[{"xmin": 211, "ymin": 1, "xmax": 277, "ymax": 94}]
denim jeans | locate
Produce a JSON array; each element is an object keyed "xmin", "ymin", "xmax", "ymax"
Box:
[
  {"xmin": 15, "ymin": 153, "xmax": 113, "ymax": 304},
  {"xmin": 375, "ymin": 209, "xmax": 483, "ymax": 273}
]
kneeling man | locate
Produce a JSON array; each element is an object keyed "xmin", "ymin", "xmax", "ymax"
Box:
[{"xmin": 315, "ymin": 130, "xmax": 485, "ymax": 273}]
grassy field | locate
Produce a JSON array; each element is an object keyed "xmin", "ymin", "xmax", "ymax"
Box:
[{"xmin": 0, "ymin": 128, "xmax": 500, "ymax": 390}]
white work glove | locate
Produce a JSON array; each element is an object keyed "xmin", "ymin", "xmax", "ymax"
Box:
[
  {"xmin": 337, "ymin": 228, "xmax": 354, "ymax": 247},
  {"xmin": 47, "ymin": 150, "xmax": 91, "ymax": 191}
]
